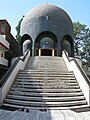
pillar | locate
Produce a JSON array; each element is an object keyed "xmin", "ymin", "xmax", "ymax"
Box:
[
  {"xmin": 52, "ymin": 49, "xmax": 54, "ymax": 56},
  {"xmin": 39, "ymin": 49, "xmax": 41, "ymax": 56}
]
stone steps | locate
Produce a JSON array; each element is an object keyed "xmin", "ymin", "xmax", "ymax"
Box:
[
  {"xmin": 22, "ymin": 69, "xmax": 68, "ymax": 71},
  {"xmin": 17, "ymin": 74, "xmax": 75, "ymax": 78},
  {"xmin": 3, "ymin": 103, "xmax": 89, "ymax": 110},
  {"xmin": 16, "ymin": 77, "xmax": 76, "ymax": 80},
  {"xmin": 3, "ymin": 56, "xmax": 87, "ymax": 109},
  {"xmin": 12, "ymin": 83, "xmax": 80, "ymax": 88},
  {"xmin": 13, "ymin": 81, "xmax": 79, "ymax": 86},
  {"xmin": 10, "ymin": 87, "xmax": 82, "ymax": 93},
  {"xmin": 19, "ymin": 69, "xmax": 73, "ymax": 73},
  {"xmin": 16, "ymin": 79, "xmax": 77, "ymax": 82},
  {"xmin": 18, "ymin": 73, "xmax": 74, "ymax": 77},
  {"xmin": 12, "ymin": 84, "xmax": 80, "ymax": 89},
  {"xmin": 6, "ymin": 95, "xmax": 85, "ymax": 102},
  {"xmin": 8, "ymin": 91, "xmax": 84, "ymax": 97},
  {"xmin": 4, "ymin": 99, "xmax": 87, "ymax": 107},
  {"xmin": 25, "ymin": 56, "xmax": 68, "ymax": 70}
]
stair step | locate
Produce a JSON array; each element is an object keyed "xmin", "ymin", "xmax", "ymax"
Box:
[
  {"xmin": 10, "ymin": 87, "xmax": 82, "ymax": 93},
  {"xmin": 3, "ymin": 103, "xmax": 89, "ymax": 110},
  {"xmin": 26, "ymin": 68, "xmax": 68, "ymax": 70},
  {"xmin": 3, "ymin": 56, "xmax": 87, "ymax": 109},
  {"xmin": 17, "ymin": 74, "xmax": 75, "ymax": 78},
  {"xmin": 12, "ymin": 84, "xmax": 80, "ymax": 89},
  {"xmin": 22, "ymin": 69, "xmax": 68, "ymax": 72},
  {"xmin": 19, "ymin": 70, "xmax": 73, "ymax": 74},
  {"xmin": 8, "ymin": 91, "xmax": 83, "ymax": 97},
  {"xmin": 23, "ymin": 68, "xmax": 68, "ymax": 72},
  {"xmin": 13, "ymin": 81, "xmax": 79, "ymax": 86},
  {"xmin": 16, "ymin": 79, "xmax": 77, "ymax": 83},
  {"xmin": 18, "ymin": 73, "xmax": 74, "ymax": 77},
  {"xmin": 6, "ymin": 95, "xmax": 85, "ymax": 102},
  {"xmin": 16, "ymin": 76, "xmax": 76, "ymax": 80},
  {"xmin": 4, "ymin": 99, "xmax": 87, "ymax": 107},
  {"xmin": 13, "ymin": 83, "xmax": 79, "ymax": 88}
]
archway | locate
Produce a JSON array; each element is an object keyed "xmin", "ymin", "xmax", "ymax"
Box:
[
  {"xmin": 34, "ymin": 31, "xmax": 58, "ymax": 56},
  {"xmin": 23, "ymin": 40, "xmax": 31, "ymax": 55},
  {"xmin": 61, "ymin": 35, "xmax": 74, "ymax": 57},
  {"xmin": 21, "ymin": 34, "xmax": 32, "ymax": 55}
]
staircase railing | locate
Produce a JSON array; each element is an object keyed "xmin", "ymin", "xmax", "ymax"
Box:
[
  {"xmin": 62, "ymin": 50, "xmax": 90, "ymax": 106},
  {"xmin": 0, "ymin": 50, "xmax": 30, "ymax": 104}
]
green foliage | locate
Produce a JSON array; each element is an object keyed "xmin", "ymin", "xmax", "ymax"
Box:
[
  {"xmin": 15, "ymin": 16, "xmax": 24, "ymax": 43},
  {"xmin": 73, "ymin": 21, "xmax": 90, "ymax": 65}
]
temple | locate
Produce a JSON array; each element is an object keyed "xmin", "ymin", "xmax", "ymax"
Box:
[
  {"xmin": 0, "ymin": 4, "xmax": 90, "ymax": 120},
  {"xmin": 20, "ymin": 4, "xmax": 74, "ymax": 57}
]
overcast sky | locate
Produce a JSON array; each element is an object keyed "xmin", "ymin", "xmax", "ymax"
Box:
[{"xmin": 0, "ymin": 0, "xmax": 90, "ymax": 37}]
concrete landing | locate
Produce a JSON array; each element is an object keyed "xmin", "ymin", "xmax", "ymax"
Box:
[{"xmin": 0, "ymin": 109, "xmax": 90, "ymax": 120}]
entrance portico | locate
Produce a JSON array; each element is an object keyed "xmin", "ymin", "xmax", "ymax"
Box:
[{"xmin": 34, "ymin": 31, "xmax": 58, "ymax": 56}]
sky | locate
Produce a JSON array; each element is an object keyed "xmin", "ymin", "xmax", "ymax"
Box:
[{"xmin": 0, "ymin": 0, "xmax": 90, "ymax": 37}]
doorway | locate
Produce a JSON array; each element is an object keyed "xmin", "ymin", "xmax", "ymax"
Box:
[{"xmin": 41, "ymin": 49, "xmax": 52, "ymax": 56}]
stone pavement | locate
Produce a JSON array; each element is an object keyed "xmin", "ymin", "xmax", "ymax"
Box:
[{"xmin": 0, "ymin": 109, "xmax": 90, "ymax": 120}]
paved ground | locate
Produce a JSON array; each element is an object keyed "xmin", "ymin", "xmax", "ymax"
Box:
[{"xmin": 0, "ymin": 108, "xmax": 90, "ymax": 120}]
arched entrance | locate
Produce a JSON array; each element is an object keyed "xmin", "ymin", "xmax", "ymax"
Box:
[
  {"xmin": 21, "ymin": 34, "xmax": 32, "ymax": 55},
  {"xmin": 61, "ymin": 35, "xmax": 74, "ymax": 57},
  {"xmin": 23, "ymin": 40, "xmax": 31, "ymax": 55},
  {"xmin": 34, "ymin": 31, "xmax": 58, "ymax": 56}
]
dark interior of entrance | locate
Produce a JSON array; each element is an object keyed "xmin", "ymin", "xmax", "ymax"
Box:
[{"xmin": 41, "ymin": 49, "xmax": 52, "ymax": 56}]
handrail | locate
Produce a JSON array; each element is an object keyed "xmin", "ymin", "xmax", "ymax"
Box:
[
  {"xmin": 63, "ymin": 50, "xmax": 90, "ymax": 87},
  {"xmin": 63, "ymin": 50, "xmax": 70, "ymax": 62},
  {"xmin": 0, "ymin": 49, "xmax": 29, "ymax": 87}
]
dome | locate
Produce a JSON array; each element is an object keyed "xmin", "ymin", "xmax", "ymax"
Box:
[
  {"xmin": 20, "ymin": 4, "xmax": 73, "ymax": 39},
  {"xmin": 21, "ymin": 4, "xmax": 71, "ymax": 22},
  {"xmin": 20, "ymin": 4, "xmax": 74, "ymax": 56}
]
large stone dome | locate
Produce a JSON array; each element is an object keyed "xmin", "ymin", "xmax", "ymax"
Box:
[
  {"xmin": 20, "ymin": 4, "xmax": 73, "ymax": 37},
  {"xmin": 20, "ymin": 4, "xmax": 74, "ymax": 56}
]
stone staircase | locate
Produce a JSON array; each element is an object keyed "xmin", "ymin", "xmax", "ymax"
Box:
[{"xmin": 3, "ymin": 56, "xmax": 87, "ymax": 109}]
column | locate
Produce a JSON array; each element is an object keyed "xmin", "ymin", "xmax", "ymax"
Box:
[
  {"xmin": 32, "ymin": 44, "xmax": 34, "ymax": 56},
  {"xmin": 39, "ymin": 49, "xmax": 41, "ymax": 56},
  {"xmin": 52, "ymin": 49, "xmax": 54, "ymax": 56}
]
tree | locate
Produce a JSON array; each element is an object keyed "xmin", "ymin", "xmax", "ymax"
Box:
[
  {"xmin": 73, "ymin": 21, "xmax": 90, "ymax": 65},
  {"xmin": 15, "ymin": 16, "xmax": 24, "ymax": 43}
]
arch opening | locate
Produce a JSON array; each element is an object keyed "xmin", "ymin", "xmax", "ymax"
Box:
[
  {"xmin": 21, "ymin": 34, "xmax": 32, "ymax": 55},
  {"xmin": 34, "ymin": 31, "xmax": 58, "ymax": 56},
  {"xmin": 23, "ymin": 40, "xmax": 31, "ymax": 55},
  {"xmin": 61, "ymin": 35, "xmax": 74, "ymax": 57}
]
